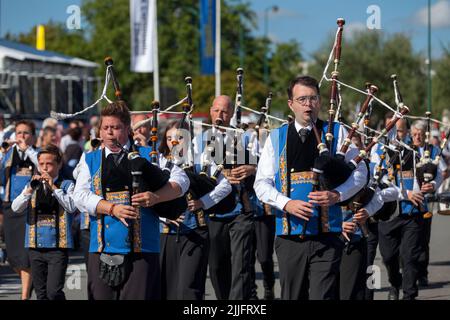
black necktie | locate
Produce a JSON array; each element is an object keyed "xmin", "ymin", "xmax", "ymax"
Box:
[
  {"xmin": 299, "ymin": 128, "xmax": 309, "ymax": 143},
  {"xmin": 108, "ymin": 153, "xmax": 121, "ymax": 166}
]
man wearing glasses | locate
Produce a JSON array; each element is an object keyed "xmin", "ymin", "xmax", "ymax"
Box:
[{"xmin": 254, "ymin": 76, "xmax": 369, "ymax": 300}]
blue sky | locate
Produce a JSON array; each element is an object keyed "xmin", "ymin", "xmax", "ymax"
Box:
[{"xmin": 1, "ymin": 0, "xmax": 449, "ymax": 59}]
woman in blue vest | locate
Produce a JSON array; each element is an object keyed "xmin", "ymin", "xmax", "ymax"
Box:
[
  {"xmin": 73, "ymin": 101, "xmax": 189, "ymax": 300},
  {"xmin": 0, "ymin": 120, "xmax": 38, "ymax": 300},
  {"xmin": 158, "ymin": 121, "xmax": 232, "ymax": 300},
  {"xmin": 12, "ymin": 144, "xmax": 76, "ymax": 300}
]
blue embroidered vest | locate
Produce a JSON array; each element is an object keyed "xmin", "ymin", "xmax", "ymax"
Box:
[
  {"xmin": 26, "ymin": 180, "xmax": 74, "ymax": 249},
  {"xmin": 397, "ymin": 144, "xmax": 439, "ymax": 216},
  {"xmin": 272, "ymin": 121, "xmax": 343, "ymax": 236},
  {"xmin": 85, "ymin": 147, "xmax": 160, "ymax": 254},
  {"xmin": 1, "ymin": 147, "xmax": 35, "ymax": 203}
]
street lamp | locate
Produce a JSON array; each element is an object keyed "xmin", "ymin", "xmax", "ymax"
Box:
[{"xmin": 263, "ymin": 5, "xmax": 279, "ymax": 85}]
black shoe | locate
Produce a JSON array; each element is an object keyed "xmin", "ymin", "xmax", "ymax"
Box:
[
  {"xmin": 264, "ymin": 288, "xmax": 275, "ymax": 300},
  {"xmin": 418, "ymin": 276, "xmax": 429, "ymax": 287},
  {"xmin": 388, "ymin": 287, "xmax": 399, "ymax": 300}
]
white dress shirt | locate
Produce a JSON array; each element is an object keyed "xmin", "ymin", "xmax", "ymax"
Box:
[
  {"xmin": 73, "ymin": 145, "xmax": 190, "ymax": 216},
  {"xmin": 254, "ymin": 120, "xmax": 368, "ymax": 212}
]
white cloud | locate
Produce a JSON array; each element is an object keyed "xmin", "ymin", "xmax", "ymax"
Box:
[{"xmin": 416, "ymin": 0, "xmax": 450, "ymax": 28}]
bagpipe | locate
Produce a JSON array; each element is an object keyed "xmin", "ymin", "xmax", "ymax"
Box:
[
  {"xmin": 104, "ymin": 57, "xmax": 185, "ymax": 220},
  {"xmin": 229, "ymin": 67, "xmax": 255, "ymax": 214},
  {"xmin": 369, "ymin": 146, "xmax": 398, "ymax": 222},
  {"xmin": 426, "ymin": 192, "xmax": 450, "ymax": 216},
  {"xmin": 247, "ymin": 91, "xmax": 272, "ymax": 155},
  {"xmin": 171, "ymin": 77, "xmax": 237, "ymax": 218}
]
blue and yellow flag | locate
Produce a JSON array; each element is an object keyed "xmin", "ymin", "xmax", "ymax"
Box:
[{"xmin": 199, "ymin": 0, "xmax": 216, "ymax": 75}]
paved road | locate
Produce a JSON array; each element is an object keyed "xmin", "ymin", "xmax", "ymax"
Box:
[{"xmin": 1, "ymin": 212, "xmax": 450, "ymax": 300}]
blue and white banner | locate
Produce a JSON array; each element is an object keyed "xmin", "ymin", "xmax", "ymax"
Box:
[
  {"xmin": 130, "ymin": 0, "xmax": 156, "ymax": 72},
  {"xmin": 199, "ymin": 0, "xmax": 216, "ymax": 75}
]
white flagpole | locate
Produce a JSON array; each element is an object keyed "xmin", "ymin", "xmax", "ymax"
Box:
[
  {"xmin": 215, "ymin": 0, "xmax": 221, "ymax": 97},
  {"xmin": 153, "ymin": 0, "xmax": 160, "ymax": 101}
]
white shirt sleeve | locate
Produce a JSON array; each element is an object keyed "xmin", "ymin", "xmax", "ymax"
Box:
[
  {"xmin": 53, "ymin": 182, "xmax": 77, "ymax": 213},
  {"xmin": 199, "ymin": 163, "xmax": 232, "ymax": 210},
  {"xmin": 168, "ymin": 163, "xmax": 190, "ymax": 196},
  {"xmin": 254, "ymin": 135, "xmax": 291, "ymax": 211},
  {"xmin": 11, "ymin": 185, "xmax": 32, "ymax": 213},
  {"xmin": 25, "ymin": 147, "xmax": 39, "ymax": 168},
  {"xmin": 430, "ymin": 164, "xmax": 444, "ymax": 191},
  {"xmin": 332, "ymin": 125, "xmax": 368, "ymax": 201},
  {"xmin": 73, "ymin": 153, "xmax": 104, "ymax": 216},
  {"xmin": 363, "ymin": 189, "xmax": 384, "ymax": 216},
  {"xmin": 334, "ymin": 147, "xmax": 369, "ymax": 202}
]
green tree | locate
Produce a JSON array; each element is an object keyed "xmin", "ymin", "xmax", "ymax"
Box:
[
  {"xmin": 432, "ymin": 45, "xmax": 450, "ymax": 118},
  {"xmin": 268, "ymin": 41, "xmax": 303, "ymax": 114}
]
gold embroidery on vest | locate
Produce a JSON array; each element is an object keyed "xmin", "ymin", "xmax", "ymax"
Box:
[
  {"xmin": 29, "ymin": 191, "xmax": 37, "ymax": 248},
  {"xmin": 58, "ymin": 208, "xmax": 67, "ymax": 248},
  {"xmin": 93, "ymin": 165, "xmax": 103, "ymax": 252},
  {"xmin": 279, "ymin": 144, "xmax": 289, "ymax": 234}
]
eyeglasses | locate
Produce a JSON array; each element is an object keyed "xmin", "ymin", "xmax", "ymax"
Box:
[{"xmin": 293, "ymin": 95, "xmax": 320, "ymax": 105}]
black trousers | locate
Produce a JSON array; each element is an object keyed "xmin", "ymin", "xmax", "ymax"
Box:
[
  {"xmin": 418, "ymin": 216, "xmax": 432, "ymax": 279},
  {"xmin": 208, "ymin": 211, "xmax": 254, "ymax": 300},
  {"xmin": 365, "ymin": 221, "xmax": 379, "ymax": 300},
  {"xmin": 250, "ymin": 215, "xmax": 275, "ymax": 298},
  {"xmin": 29, "ymin": 248, "xmax": 69, "ymax": 300},
  {"xmin": 160, "ymin": 228, "xmax": 209, "ymax": 300},
  {"xmin": 378, "ymin": 215, "xmax": 424, "ymax": 299},
  {"xmin": 275, "ymin": 233, "xmax": 344, "ymax": 300},
  {"xmin": 80, "ymin": 229, "xmax": 90, "ymax": 272},
  {"xmin": 339, "ymin": 238, "xmax": 368, "ymax": 300},
  {"xmin": 87, "ymin": 252, "xmax": 161, "ymax": 300}
]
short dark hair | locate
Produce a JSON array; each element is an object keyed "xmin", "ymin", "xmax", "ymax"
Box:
[
  {"xmin": 15, "ymin": 120, "xmax": 36, "ymax": 136},
  {"xmin": 287, "ymin": 76, "xmax": 320, "ymax": 100},
  {"xmin": 38, "ymin": 144, "xmax": 63, "ymax": 164},
  {"xmin": 100, "ymin": 101, "xmax": 131, "ymax": 128},
  {"xmin": 68, "ymin": 127, "xmax": 83, "ymax": 141}
]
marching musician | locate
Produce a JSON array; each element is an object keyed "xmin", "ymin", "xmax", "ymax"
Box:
[
  {"xmin": 247, "ymin": 118, "xmax": 276, "ymax": 300},
  {"xmin": 0, "ymin": 120, "xmax": 39, "ymax": 300},
  {"xmin": 254, "ymin": 76, "xmax": 368, "ymax": 300},
  {"xmin": 158, "ymin": 121, "xmax": 232, "ymax": 300},
  {"xmin": 338, "ymin": 134, "xmax": 385, "ymax": 300},
  {"xmin": 72, "ymin": 101, "xmax": 189, "ymax": 300},
  {"xmin": 11, "ymin": 145, "xmax": 76, "ymax": 300},
  {"xmin": 411, "ymin": 121, "xmax": 446, "ymax": 288},
  {"xmin": 364, "ymin": 112, "xmax": 396, "ymax": 300},
  {"xmin": 378, "ymin": 119, "xmax": 444, "ymax": 300},
  {"xmin": 195, "ymin": 95, "xmax": 256, "ymax": 300}
]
